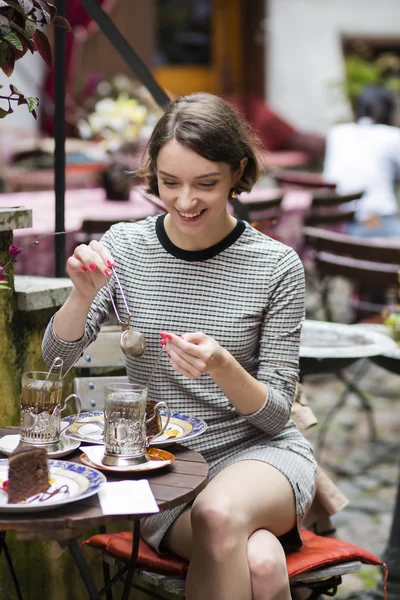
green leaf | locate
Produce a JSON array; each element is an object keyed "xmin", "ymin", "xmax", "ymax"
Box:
[
  {"xmin": 26, "ymin": 95, "xmax": 38, "ymax": 112},
  {"xmin": 23, "ymin": 18, "xmax": 36, "ymax": 40},
  {"xmin": 0, "ymin": 106, "xmax": 11, "ymax": 117},
  {"xmin": 0, "ymin": 39, "xmax": 14, "ymax": 75},
  {"xmin": 3, "ymin": 29, "xmax": 23, "ymax": 50},
  {"xmin": 32, "ymin": 27, "xmax": 51, "ymax": 68},
  {"xmin": 0, "ymin": 14, "xmax": 9, "ymax": 26},
  {"xmin": 0, "ymin": 284, "xmax": 11, "ymax": 290}
]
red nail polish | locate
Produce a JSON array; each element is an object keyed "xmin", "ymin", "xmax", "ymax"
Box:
[
  {"xmin": 160, "ymin": 332, "xmax": 167, "ymax": 339},
  {"xmin": 166, "ymin": 334, "xmax": 173, "ymax": 340},
  {"xmin": 160, "ymin": 340, "xmax": 166, "ymax": 347},
  {"xmin": 81, "ymin": 266, "xmax": 87, "ymax": 272},
  {"xmin": 89, "ymin": 264, "xmax": 96, "ymax": 271},
  {"xmin": 104, "ymin": 269, "xmax": 112, "ymax": 277},
  {"xmin": 167, "ymin": 353, "xmax": 171, "ymax": 358},
  {"xmin": 107, "ymin": 260, "xmax": 114, "ymax": 267}
]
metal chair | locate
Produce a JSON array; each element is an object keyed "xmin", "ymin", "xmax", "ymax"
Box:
[
  {"xmin": 229, "ymin": 191, "xmax": 284, "ymax": 233},
  {"xmin": 303, "ymin": 227, "xmax": 400, "ymax": 453},
  {"xmin": 272, "ymin": 169, "xmax": 337, "ymax": 191},
  {"xmin": 304, "ymin": 191, "xmax": 363, "ymax": 228}
]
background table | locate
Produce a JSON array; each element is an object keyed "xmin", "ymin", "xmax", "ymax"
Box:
[{"xmin": 0, "ymin": 428, "xmax": 208, "ymax": 600}]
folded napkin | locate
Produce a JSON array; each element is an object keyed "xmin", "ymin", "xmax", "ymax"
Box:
[{"xmin": 98, "ymin": 480, "xmax": 159, "ymax": 515}]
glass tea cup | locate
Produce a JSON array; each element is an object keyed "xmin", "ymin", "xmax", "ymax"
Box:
[
  {"xmin": 102, "ymin": 382, "xmax": 170, "ymax": 466},
  {"xmin": 20, "ymin": 371, "xmax": 81, "ymax": 445}
]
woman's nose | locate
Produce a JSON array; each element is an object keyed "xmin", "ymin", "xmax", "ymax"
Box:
[{"xmin": 177, "ymin": 189, "xmax": 197, "ymax": 211}]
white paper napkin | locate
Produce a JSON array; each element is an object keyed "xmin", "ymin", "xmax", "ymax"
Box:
[{"xmin": 98, "ymin": 480, "xmax": 159, "ymax": 515}]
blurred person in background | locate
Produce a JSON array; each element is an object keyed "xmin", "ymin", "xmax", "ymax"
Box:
[{"xmin": 324, "ymin": 84, "xmax": 400, "ymax": 237}]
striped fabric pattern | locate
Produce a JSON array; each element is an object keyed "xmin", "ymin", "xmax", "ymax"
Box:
[{"xmin": 42, "ymin": 215, "xmax": 317, "ymax": 550}]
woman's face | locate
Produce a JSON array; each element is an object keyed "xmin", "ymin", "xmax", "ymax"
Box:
[{"xmin": 157, "ymin": 139, "xmax": 244, "ymax": 245}]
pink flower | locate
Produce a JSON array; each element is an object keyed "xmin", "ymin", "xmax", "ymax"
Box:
[
  {"xmin": 0, "ymin": 275, "xmax": 5, "ymax": 281},
  {"xmin": 8, "ymin": 245, "xmax": 21, "ymax": 257}
]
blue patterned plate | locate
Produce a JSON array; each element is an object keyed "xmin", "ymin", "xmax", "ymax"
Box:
[
  {"xmin": 0, "ymin": 459, "xmax": 106, "ymax": 513},
  {"xmin": 62, "ymin": 411, "xmax": 208, "ymax": 447}
]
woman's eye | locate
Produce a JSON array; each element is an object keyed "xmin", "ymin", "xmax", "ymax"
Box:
[
  {"xmin": 163, "ymin": 181, "xmax": 178, "ymax": 186},
  {"xmin": 199, "ymin": 182, "xmax": 217, "ymax": 188}
]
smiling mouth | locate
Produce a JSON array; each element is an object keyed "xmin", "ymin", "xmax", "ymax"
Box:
[{"xmin": 177, "ymin": 209, "xmax": 206, "ymax": 219}]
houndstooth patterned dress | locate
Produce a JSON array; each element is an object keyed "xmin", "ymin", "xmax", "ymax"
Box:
[{"xmin": 42, "ymin": 215, "xmax": 318, "ymax": 552}]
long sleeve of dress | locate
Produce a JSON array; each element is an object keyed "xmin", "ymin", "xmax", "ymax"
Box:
[
  {"xmin": 42, "ymin": 229, "xmax": 117, "ymax": 371},
  {"xmin": 240, "ymin": 248, "xmax": 305, "ymax": 437}
]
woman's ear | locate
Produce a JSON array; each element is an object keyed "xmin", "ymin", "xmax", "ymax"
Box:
[{"xmin": 234, "ymin": 157, "xmax": 248, "ymax": 184}]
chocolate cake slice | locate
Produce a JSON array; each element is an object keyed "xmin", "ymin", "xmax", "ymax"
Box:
[{"xmin": 7, "ymin": 446, "xmax": 50, "ymax": 504}]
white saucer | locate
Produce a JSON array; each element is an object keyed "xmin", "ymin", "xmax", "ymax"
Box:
[{"xmin": 0, "ymin": 435, "xmax": 81, "ymax": 458}]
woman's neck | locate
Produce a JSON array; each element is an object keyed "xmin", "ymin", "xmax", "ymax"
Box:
[{"xmin": 163, "ymin": 212, "xmax": 237, "ymax": 251}]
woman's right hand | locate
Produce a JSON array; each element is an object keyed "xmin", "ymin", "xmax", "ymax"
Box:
[{"xmin": 66, "ymin": 240, "xmax": 114, "ymax": 299}]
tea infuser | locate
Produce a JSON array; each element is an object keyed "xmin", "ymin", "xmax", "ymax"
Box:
[
  {"xmin": 45, "ymin": 357, "xmax": 64, "ymax": 381},
  {"xmin": 106, "ymin": 266, "xmax": 147, "ymax": 358}
]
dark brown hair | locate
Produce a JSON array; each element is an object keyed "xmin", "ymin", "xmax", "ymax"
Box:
[{"xmin": 137, "ymin": 93, "xmax": 261, "ymax": 197}]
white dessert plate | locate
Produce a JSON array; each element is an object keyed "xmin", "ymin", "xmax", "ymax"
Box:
[
  {"xmin": 79, "ymin": 446, "xmax": 175, "ymax": 473},
  {"xmin": 0, "ymin": 435, "xmax": 81, "ymax": 458},
  {"xmin": 0, "ymin": 459, "xmax": 106, "ymax": 513},
  {"xmin": 62, "ymin": 411, "xmax": 207, "ymax": 447}
]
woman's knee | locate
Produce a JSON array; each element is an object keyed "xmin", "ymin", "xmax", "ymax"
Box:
[
  {"xmin": 247, "ymin": 530, "xmax": 289, "ymax": 593},
  {"xmin": 190, "ymin": 492, "xmax": 247, "ymax": 556}
]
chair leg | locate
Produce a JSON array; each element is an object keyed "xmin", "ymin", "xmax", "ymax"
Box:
[
  {"xmin": 316, "ymin": 359, "xmax": 376, "ymax": 458},
  {"xmin": 99, "ymin": 526, "xmax": 113, "ymax": 600},
  {"xmin": 0, "ymin": 532, "xmax": 24, "ymax": 600},
  {"xmin": 336, "ymin": 364, "xmax": 378, "ymax": 442},
  {"xmin": 121, "ymin": 520, "xmax": 141, "ymax": 600}
]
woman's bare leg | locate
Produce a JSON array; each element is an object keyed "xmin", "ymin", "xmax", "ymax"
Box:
[
  {"xmin": 247, "ymin": 529, "xmax": 292, "ymax": 600},
  {"xmin": 164, "ymin": 460, "xmax": 296, "ymax": 600}
]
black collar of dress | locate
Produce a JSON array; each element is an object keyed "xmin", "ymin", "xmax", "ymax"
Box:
[{"xmin": 156, "ymin": 213, "xmax": 246, "ymax": 262}]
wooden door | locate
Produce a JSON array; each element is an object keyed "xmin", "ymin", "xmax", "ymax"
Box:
[{"xmin": 152, "ymin": 0, "xmax": 242, "ymax": 96}]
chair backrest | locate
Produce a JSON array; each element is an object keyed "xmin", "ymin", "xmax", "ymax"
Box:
[
  {"xmin": 74, "ymin": 326, "xmax": 126, "ymax": 370},
  {"xmin": 304, "ymin": 191, "xmax": 363, "ymax": 228},
  {"xmin": 229, "ymin": 193, "xmax": 284, "ymax": 224},
  {"xmin": 77, "ymin": 218, "xmax": 138, "ymax": 245},
  {"xmin": 74, "ymin": 375, "xmax": 129, "ymax": 411},
  {"xmin": 304, "ymin": 226, "xmax": 400, "ymax": 287},
  {"xmin": 273, "ymin": 169, "xmax": 337, "ymax": 191}
]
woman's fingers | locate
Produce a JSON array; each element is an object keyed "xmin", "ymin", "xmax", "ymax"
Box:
[
  {"xmin": 73, "ymin": 243, "xmax": 113, "ymax": 278},
  {"xmin": 167, "ymin": 343, "xmax": 206, "ymax": 378}
]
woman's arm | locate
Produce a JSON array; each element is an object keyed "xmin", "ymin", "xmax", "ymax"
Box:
[{"xmin": 42, "ymin": 236, "xmax": 116, "ymax": 370}]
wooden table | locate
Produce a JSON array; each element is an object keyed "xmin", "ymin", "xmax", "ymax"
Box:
[{"xmin": 0, "ymin": 427, "xmax": 208, "ymax": 600}]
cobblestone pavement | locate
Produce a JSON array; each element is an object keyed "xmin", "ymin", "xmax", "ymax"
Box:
[{"xmin": 302, "ymin": 359, "xmax": 400, "ymax": 599}]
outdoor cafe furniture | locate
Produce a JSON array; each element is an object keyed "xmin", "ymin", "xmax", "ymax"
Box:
[
  {"xmin": 299, "ymin": 320, "xmax": 397, "ymax": 453},
  {"xmin": 0, "ymin": 426, "xmax": 208, "ymax": 600},
  {"xmin": 303, "ymin": 226, "xmax": 400, "ymax": 323}
]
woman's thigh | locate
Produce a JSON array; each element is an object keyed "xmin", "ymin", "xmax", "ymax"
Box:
[{"xmin": 164, "ymin": 459, "xmax": 296, "ymax": 559}]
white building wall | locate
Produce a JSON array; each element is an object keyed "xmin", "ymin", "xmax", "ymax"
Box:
[{"xmin": 267, "ymin": 0, "xmax": 400, "ymax": 133}]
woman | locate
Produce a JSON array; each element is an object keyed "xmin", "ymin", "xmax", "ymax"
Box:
[
  {"xmin": 42, "ymin": 93, "xmax": 317, "ymax": 600},
  {"xmin": 324, "ymin": 84, "xmax": 400, "ymax": 237}
]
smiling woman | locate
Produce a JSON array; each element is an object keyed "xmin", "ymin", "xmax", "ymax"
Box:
[{"xmin": 42, "ymin": 93, "xmax": 318, "ymax": 600}]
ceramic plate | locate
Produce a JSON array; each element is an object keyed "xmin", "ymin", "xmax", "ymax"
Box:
[
  {"xmin": 62, "ymin": 411, "xmax": 207, "ymax": 447},
  {"xmin": 0, "ymin": 459, "xmax": 106, "ymax": 513},
  {"xmin": 0, "ymin": 435, "xmax": 81, "ymax": 458},
  {"xmin": 79, "ymin": 446, "xmax": 175, "ymax": 473}
]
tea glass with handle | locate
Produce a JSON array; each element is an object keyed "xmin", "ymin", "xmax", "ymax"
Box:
[
  {"xmin": 20, "ymin": 371, "xmax": 81, "ymax": 444},
  {"xmin": 102, "ymin": 382, "xmax": 170, "ymax": 466}
]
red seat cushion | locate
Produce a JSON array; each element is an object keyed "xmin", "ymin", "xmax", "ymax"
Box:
[{"xmin": 85, "ymin": 529, "xmax": 385, "ymax": 580}]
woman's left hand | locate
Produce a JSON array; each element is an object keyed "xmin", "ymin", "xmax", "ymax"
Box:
[{"xmin": 161, "ymin": 331, "xmax": 226, "ymax": 379}]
